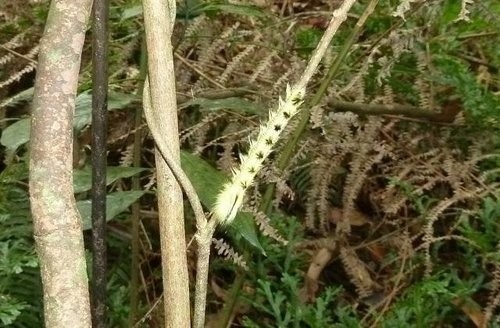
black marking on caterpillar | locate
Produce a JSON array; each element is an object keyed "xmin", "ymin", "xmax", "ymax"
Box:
[
  {"xmin": 292, "ymin": 96, "xmax": 302, "ymax": 105},
  {"xmin": 224, "ymin": 194, "xmax": 241, "ymax": 223}
]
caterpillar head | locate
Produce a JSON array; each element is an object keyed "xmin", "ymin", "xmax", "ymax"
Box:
[{"xmin": 212, "ymin": 183, "xmax": 245, "ymax": 225}]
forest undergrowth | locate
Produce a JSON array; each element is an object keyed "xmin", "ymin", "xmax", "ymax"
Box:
[{"xmin": 0, "ymin": 0, "xmax": 499, "ymax": 327}]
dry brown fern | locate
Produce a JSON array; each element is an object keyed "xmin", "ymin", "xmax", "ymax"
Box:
[
  {"xmin": 483, "ymin": 240, "xmax": 500, "ymax": 328},
  {"xmin": 212, "ymin": 238, "xmax": 248, "ymax": 270},
  {"xmin": 253, "ymin": 211, "xmax": 288, "ymax": 245},
  {"xmin": 0, "ymin": 46, "xmax": 38, "ymax": 89},
  {"xmin": 339, "ymin": 247, "xmax": 377, "ymax": 298}
]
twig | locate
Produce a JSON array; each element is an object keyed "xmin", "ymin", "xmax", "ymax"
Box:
[
  {"xmin": 133, "ymin": 296, "xmax": 163, "ymax": 328},
  {"xmin": 329, "ymin": 100, "xmax": 462, "ymax": 123},
  {"xmin": 142, "ymin": 0, "xmax": 191, "ymax": 324},
  {"xmin": 0, "ymin": 44, "xmax": 37, "ymax": 64},
  {"xmin": 174, "ymin": 52, "xmax": 226, "ymax": 89},
  {"xmin": 143, "ymin": 79, "xmax": 207, "ymax": 229}
]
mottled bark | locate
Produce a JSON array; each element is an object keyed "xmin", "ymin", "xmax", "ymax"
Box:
[
  {"xmin": 29, "ymin": 1, "xmax": 93, "ymax": 327},
  {"xmin": 142, "ymin": 0, "xmax": 191, "ymax": 327}
]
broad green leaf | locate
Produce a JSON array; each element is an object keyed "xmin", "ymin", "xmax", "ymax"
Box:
[
  {"xmin": 73, "ymin": 166, "xmax": 147, "ymax": 194},
  {"xmin": 108, "ymin": 90, "xmax": 137, "ymax": 110},
  {"xmin": 1, "ymin": 90, "xmax": 137, "ymax": 152},
  {"xmin": 74, "ymin": 90, "xmax": 136, "ymax": 132},
  {"xmin": 181, "ymin": 151, "xmax": 264, "ymax": 253},
  {"xmin": 78, "ymin": 191, "xmax": 145, "ymax": 230},
  {"xmin": 1, "ymin": 92, "xmax": 91, "ymax": 152},
  {"xmin": 0, "ymin": 119, "xmax": 30, "ymax": 152},
  {"xmin": 123, "ymin": 1, "xmax": 267, "ymax": 20},
  {"xmin": 73, "ymin": 91, "xmax": 92, "ymax": 131},
  {"xmin": 181, "ymin": 151, "xmax": 228, "ymax": 206},
  {"xmin": 120, "ymin": 5, "xmax": 142, "ymax": 21},
  {"xmin": 183, "ymin": 97, "xmax": 265, "ymax": 116},
  {"xmin": 121, "ymin": 0, "xmax": 205, "ymax": 22}
]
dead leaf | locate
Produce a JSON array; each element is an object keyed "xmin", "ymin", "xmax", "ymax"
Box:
[
  {"xmin": 329, "ymin": 207, "xmax": 371, "ymax": 226},
  {"xmin": 299, "ymin": 246, "xmax": 335, "ymax": 303},
  {"xmin": 452, "ymin": 297, "xmax": 485, "ymax": 327}
]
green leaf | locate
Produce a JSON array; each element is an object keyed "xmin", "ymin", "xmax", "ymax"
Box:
[
  {"xmin": 108, "ymin": 90, "xmax": 137, "ymax": 111},
  {"xmin": 78, "ymin": 191, "xmax": 145, "ymax": 230},
  {"xmin": 180, "ymin": 151, "xmax": 264, "ymax": 253},
  {"xmin": 202, "ymin": 3, "xmax": 267, "ymax": 19},
  {"xmin": 1, "ymin": 91, "xmax": 137, "ymax": 152},
  {"xmin": 73, "ymin": 166, "xmax": 146, "ymax": 194},
  {"xmin": 295, "ymin": 27, "xmax": 323, "ymax": 57},
  {"xmin": 183, "ymin": 97, "xmax": 265, "ymax": 116},
  {"xmin": 0, "ymin": 119, "xmax": 30, "ymax": 152},
  {"xmin": 121, "ymin": 0, "xmax": 207, "ymax": 21},
  {"xmin": 120, "ymin": 5, "xmax": 142, "ymax": 21},
  {"xmin": 74, "ymin": 90, "xmax": 136, "ymax": 132},
  {"xmin": 0, "ymin": 297, "xmax": 28, "ymax": 326},
  {"xmin": 73, "ymin": 91, "xmax": 93, "ymax": 131},
  {"xmin": 0, "ymin": 163, "xmax": 28, "ymax": 184}
]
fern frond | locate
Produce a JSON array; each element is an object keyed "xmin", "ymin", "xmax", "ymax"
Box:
[
  {"xmin": 340, "ymin": 247, "xmax": 375, "ymax": 298},
  {"xmin": 0, "ymin": 87, "xmax": 34, "ymax": 109},
  {"xmin": 1, "ymin": 32, "xmax": 25, "ymax": 50},
  {"xmin": 272, "ymin": 178, "xmax": 295, "ymax": 210},
  {"xmin": 119, "ymin": 144, "xmax": 134, "ymax": 167},
  {"xmin": 305, "ymin": 158, "xmax": 326, "ymax": 231},
  {"xmin": 422, "ymin": 190, "xmax": 477, "ymax": 276},
  {"xmin": 176, "ymin": 14, "xmax": 208, "ymax": 54},
  {"xmin": 197, "ymin": 22, "xmax": 240, "ymax": 70},
  {"xmin": 253, "ymin": 211, "xmax": 287, "ymax": 245},
  {"xmin": 218, "ymin": 44, "xmax": 256, "ymax": 85},
  {"xmin": 216, "ymin": 140, "xmax": 237, "ymax": 173},
  {"xmin": 249, "ymin": 50, "xmax": 276, "ymax": 83},
  {"xmin": 483, "ymin": 241, "xmax": 500, "ymax": 327},
  {"xmin": 0, "ymin": 53, "xmax": 15, "ymax": 65},
  {"xmin": 180, "ymin": 112, "xmax": 224, "ymax": 145},
  {"xmin": 272, "ymin": 57, "xmax": 304, "ymax": 95},
  {"xmin": 392, "ymin": 0, "xmax": 418, "ymax": 20},
  {"xmin": 415, "ymin": 51, "xmax": 432, "ymax": 110},
  {"xmin": 455, "ymin": 0, "xmax": 474, "ymax": 22},
  {"xmin": 212, "ymin": 238, "xmax": 248, "ymax": 269},
  {"xmin": 0, "ymin": 61, "xmax": 36, "ymax": 89},
  {"xmin": 0, "ymin": 45, "xmax": 38, "ymax": 89},
  {"xmin": 339, "ymin": 118, "xmax": 386, "ymax": 234}
]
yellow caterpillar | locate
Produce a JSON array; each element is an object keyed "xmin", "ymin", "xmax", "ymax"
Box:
[{"xmin": 212, "ymin": 84, "xmax": 305, "ymax": 225}]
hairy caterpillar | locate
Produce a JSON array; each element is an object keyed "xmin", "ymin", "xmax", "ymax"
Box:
[{"xmin": 213, "ymin": 84, "xmax": 305, "ymax": 225}]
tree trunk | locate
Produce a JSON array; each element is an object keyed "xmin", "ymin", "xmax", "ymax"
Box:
[{"xmin": 29, "ymin": 1, "xmax": 93, "ymax": 327}]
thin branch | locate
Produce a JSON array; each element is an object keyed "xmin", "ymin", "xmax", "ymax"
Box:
[
  {"xmin": 129, "ymin": 38, "xmax": 147, "ymax": 327},
  {"xmin": 143, "ymin": 79, "xmax": 207, "ymax": 229},
  {"xmin": 329, "ymin": 100, "xmax": 461, "ymax": 123},
  {"xmin": 193, "ymin": 219, "xmax": 217, "ymax": 328},
  {"xmin": 142, "ymin": 0, "xmax": 191, "ymax": 325},
  {"xmin": 0, "ymin": 44, "xmax": 37, "ymax": 64},
  {"xmin": 90, "ymin": 0, "xmax": 109, "ymax": 325}
]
